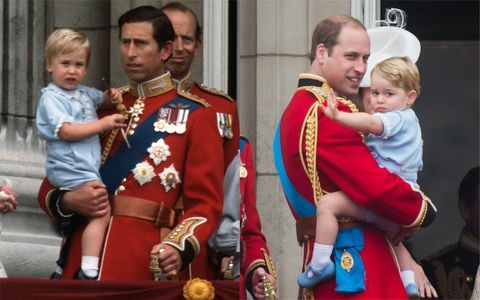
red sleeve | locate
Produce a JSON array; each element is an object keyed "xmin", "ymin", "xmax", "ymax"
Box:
[
  {"xmin": 169, "ymin": 107, "xmax": 224, "ymax": 252},
  {"xmin": 240, "ymin": 140, "xmax": 271, "ymax": 277},
  {"xmin": 315, "ymin": 99, "xmax": 429, "ymax": 226}
]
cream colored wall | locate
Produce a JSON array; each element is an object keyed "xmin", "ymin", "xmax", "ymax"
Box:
[{"xmin": 238, "ymin": 1, "xmax": 350, "ymax": 298}]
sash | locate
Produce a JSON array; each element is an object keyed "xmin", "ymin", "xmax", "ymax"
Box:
[
  {"xmin": 272, "ymin": 122, "xmax": 316, "ymax": 218},
  {"xmin": 100, "ymin": 96, "xmax": 201, "ymax": 195},
  {"xmin": 334, "ymin": 227, "xmax": 366, "ymax": 293}
]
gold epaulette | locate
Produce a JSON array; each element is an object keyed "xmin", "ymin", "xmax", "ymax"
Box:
[
  {"xmin": 116, "ymin": 85, "xmax": 130, "ymax": 95},
  {"xmin": 195, "ymin": 82, "xmax": 234, "ymax": 102},
  {"xmin": 299, "ymin": 86, "xmax": 327, "ymax": 105},
  {"xmin": 178, "ymin": 90, "xmax": 211, "ymax": 108}
]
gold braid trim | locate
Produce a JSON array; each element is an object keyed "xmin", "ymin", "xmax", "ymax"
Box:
[
  {"xmin": 261, "ymin": 249, "xmax": 277, "ymax": 278},
  {"xmin": 246, "ymin": 259, "xmax": 267, "ymax": 276},
  {"xmin": 101, "ymin": 129, "xmax": 119, "ymax": 165}
]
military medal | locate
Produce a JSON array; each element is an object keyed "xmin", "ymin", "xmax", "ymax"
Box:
[
  {"xmin": 132, "ymin": 161, "xmax": 155, "ymax": 186},
  {"xmin": 216, "ymin": 112, "xmax": 225, "ymax": 137},
  {"xmin": 240, "ymin": 162, "xmax": 248, "ymax": 178},
  {"xmin": 166, "ymin": 108, "xmax": 176, "ymax": 133},
  {"xmin": 340, "ymin": 249, "xmax": 354, "ymax": 272},
  {"xmin": 175, "ymin": 108, "xmax": 189, "ymax": 134},
  {"xmin": 225, "ymin": 114, "xmax": 233, "ymax": 139},
  {"xmin": 147, "ymin": 138, "xmax": 171, "ymax": 166},
  {"xmin": 159, "ymin": 164, "xmax": 181, "ymax": 192},
  {"xmin": 154, "ymin": 108, "xmax": 169, "ymax": 132}
]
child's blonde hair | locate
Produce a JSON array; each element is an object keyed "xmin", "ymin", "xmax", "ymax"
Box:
[
  {"xmin": 44, "ymin": 28, "xmax": 90, "ymax": 67},
  {"xmin": 372, "ymin": 56, "xmax": 421, "ymax": 96}
]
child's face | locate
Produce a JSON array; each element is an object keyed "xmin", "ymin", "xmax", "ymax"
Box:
[
  {"xmin": 47, "ymin": 48, "xmax": 88, "ymax": 90},
  {"xmin": 370, "ymin": 72, "xmax": 416, "ymax": 113}
]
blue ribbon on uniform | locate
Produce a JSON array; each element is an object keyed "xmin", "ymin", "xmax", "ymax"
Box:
[
  {"xmin": 272, "ymin": 123, "xmax": 316, "ymax": 218},
  {"xmin": 100, "ymin": 96, "xmax": 201, "ymax": 195},
  {"xmin": 334, "ymin": 227, "xmax": 366, "ymax": 293}
]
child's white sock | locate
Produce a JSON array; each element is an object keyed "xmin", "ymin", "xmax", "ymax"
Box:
[
  {"xmin": 364, "ymin": 209, "xmax": 400, "ymax": 232},
  {"xmin": 308, "ymin": 243, "xmax": 333, "ymax": 278},
  {"xmin": 81, "ymin": 256, "xmax": 99, "ymax": 278},
  {"xmin": 401, "ymin": 270, "xmax": 416, "ymax": 287},
  {"xmin": 55, "ymin": 264, "xmax": 63, "ymax": 275}
]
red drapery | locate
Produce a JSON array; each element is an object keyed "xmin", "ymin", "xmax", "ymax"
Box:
[{"xmin": 0, "ymin": 278, "xmax": 238, "ymax": 300}]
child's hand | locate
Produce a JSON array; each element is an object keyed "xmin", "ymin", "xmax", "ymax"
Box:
[
  {"xmin": 101, "ymin": 114, "xmax": 126, "ymax": 131},
  {"xmin": 104, "ymin": 89, "xmax": 123, "ymax": 104},
  {"xmin": 0, "ymin": 189, "xmax": 17, "ymax": 214},
  {"xmin": 319, "ymin": 88, "xmax": 340, "ymax": 119}
]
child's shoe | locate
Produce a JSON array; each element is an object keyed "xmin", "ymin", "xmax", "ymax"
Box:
[
  {"xmin": 73, "ymin": 268, "xmax": 98, "ymax": 280},
  {"xmin": 405, "ymin": 283, "xmax": 420, "ymax": 298},
  {"xmin": 297, "ymin": 261, "xmax": 335, "ymax": 288}
]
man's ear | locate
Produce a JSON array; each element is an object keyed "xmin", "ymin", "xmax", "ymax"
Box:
[
  {"xmin": 315, "ymin": 43, "xmax": 328, "ymax": 65},
  {"xmin": 407, "ymin": 90, "xmax": 417, "ymax": 107},
  {"xmin": 458, "ymin": 201, "xmax": 470, "ymax": 222},
  {"xmin": 160, "ymin": 41, "xmax": 173, "ymax": 61}
]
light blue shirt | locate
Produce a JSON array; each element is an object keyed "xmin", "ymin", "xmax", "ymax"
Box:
[
  {"xmin": 366, "ymin": 108, "xmax": 423, "ymax": 186},
  {"xmin": 36, "ymin": 83, "xmax": 104, "ymax": 189}
]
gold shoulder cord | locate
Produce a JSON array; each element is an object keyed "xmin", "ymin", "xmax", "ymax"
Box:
[{"xmin": 298, "ymin": 89, "xmax": 325, "ymax": 205}]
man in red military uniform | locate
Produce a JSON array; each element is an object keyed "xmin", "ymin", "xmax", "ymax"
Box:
[
  {"xmin": 161, "ymin": 2, "xmax": 241, "ymax": 280},
  {"xmin": 37, "ymin": 6, "xmax": 223, "ymax": 281},
  {"xmin": 273, "ymin": 15, "xmax": 436, "ymax": 298},
  {"xmin": 239, "ymin": 136, "xmax": 277, "ymax": 299}
]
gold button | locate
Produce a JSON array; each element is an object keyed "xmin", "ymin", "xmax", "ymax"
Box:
[
  {"xmin": 122, "ymin": 178, "xmax": 127, "ymax": 183},
  {"xmin": 118, "ymin": 185, "xmax": 125, "ymax": 192},
  {"xmin": 466, "ymin": 275, "xmax": 473, "ymax": 283}
]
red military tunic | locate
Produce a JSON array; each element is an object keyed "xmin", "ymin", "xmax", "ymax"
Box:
[
  {"xmin": 173, "ymin": 73, "xmax": 239, "ymax": 171},
  {"xmin": 38, "ymin": 73, "xmax": 224, "ymax": 281},
  {"xmin": 239, "ymin": 136, "xmax": 276, "ymax": 299},
  {"xmin": 174, "ymin": 73, "xmax": 241, "ymax": 280},
  {"xmin": 276, "ymin": 74, "xmax": 434, "ymax": 299}
]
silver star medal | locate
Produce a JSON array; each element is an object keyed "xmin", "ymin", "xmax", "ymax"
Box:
[
  {"xmin": 159, "ymin": 164, "xmax": 181, "ymax": 192},
  {"xmin": 132, "ymin": 161, "xmax": 155, "ymax": 186},
  {"xmin": 147, "ymin": 138, "xmax": 171, "ymax": 166}
]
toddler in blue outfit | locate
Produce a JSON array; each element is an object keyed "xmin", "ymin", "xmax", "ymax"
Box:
[
  {"xmin": 298, "ymin": 57, "xmax": 435, "ymax": 297},
  {"xmin": 36, "ymin": 28, "xmax": 125, "ymax": 280}
]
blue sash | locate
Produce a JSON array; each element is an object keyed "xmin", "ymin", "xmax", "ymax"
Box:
[
  {"xmin": 100, "ymin": 96, "xmax": 201, "ymax": 195},
  {"xmin": 334, "ymin": 227, "xmax": 366, "ymax": 293},
  {"xmin": 272, "ymin": 122, "xmax": 316, "ymax": 218}
]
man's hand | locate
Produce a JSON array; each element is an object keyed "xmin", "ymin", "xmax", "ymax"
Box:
[
  {"xmin": 151, "ymin": 243, "xmax": 181, "ymax": 279},
  {"xmin": 61, "ymin": 180, "xmax": 109, "ymax": 218},
  {"xmin": 252, "ymin": 267, "xmax": 277, "ymax": 300},
  {"xmin": 389, "ymin": 226, "xmax": 419, "ymax": 246},
  {"xmin": 412, "ymin": 259, "xmax": 438, "ymax": 298}
]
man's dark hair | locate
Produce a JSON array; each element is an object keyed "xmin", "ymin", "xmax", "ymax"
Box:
[
  {"xmin": 161, "ymin": 2, "xmax": 203, "ymax": 42},
  {"xmin": 458, "ymin": 166, "xmax": 479, "ymax": 206},
  {"xmin": 310, "ymin": 15, "xmax": 366, "ymax": 63},
  {"xmin": 118, "ymin": 5, "xmax": 174, "ymax": 48}
]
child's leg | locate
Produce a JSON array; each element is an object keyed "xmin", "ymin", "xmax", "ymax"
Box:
[
  {"xmin": 394, "ymin": 243, "xmax": 417, "ymax": 291},
  {"xmin": 310, "ymin": 191, "xmax": 366, "ymax": 270},
  {"xmin": 80, "ymin": 203, "xmax": 111, "ymax": 277}
]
